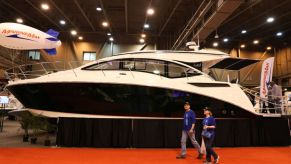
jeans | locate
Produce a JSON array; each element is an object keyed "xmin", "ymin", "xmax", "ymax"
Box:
[
  {"xmin": 180, "ymin": 130, "xmax": 202, "ymax": 156},
  {"xmin": 203, "ymin": 136, "xmax": 218, "ymax": 162}
]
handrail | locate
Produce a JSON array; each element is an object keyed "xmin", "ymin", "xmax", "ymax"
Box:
[
  {"xmin": 5, "ymin": 61, "xmax": 85, "ymax": 80},
  {"xmin": 241, "ymin": 86, "xmax": 290, "ymax": 115}
]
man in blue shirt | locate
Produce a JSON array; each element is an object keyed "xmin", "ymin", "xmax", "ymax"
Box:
[{"xmin": 177, "ymin": 102, "xmax": 203, "ymax": 159}]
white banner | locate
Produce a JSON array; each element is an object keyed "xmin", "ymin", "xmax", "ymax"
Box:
[{"xmin": 260, "ymin": 57, "xmax": 275, "ymax": 98}]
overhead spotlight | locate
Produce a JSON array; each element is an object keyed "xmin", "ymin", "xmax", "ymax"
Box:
[
  {"xmin": 147, "ymin": 8, "xmax": 155, "ymax": 15},
  {"xmin": 253, "ymin": 40, "xmax": 259, "ymax": 44},
  {"xmin": 139, "ymin": 38, "xmax": 145, "ymax": 43},
  {"xmin": 41, "ymin": 3, "xmax": 50, "ymax": 10},
  {"xmin": 96, "ymin": 7, "xmax": 102, "ymax": 11},
  {"xmin": 266, "ymin": 17, "xmax": 275, "ymax": 23},
  {"xmin": 284, "ymin": 88, "xmax": 287, "ymax": 91},
  {"xmin": 141, "ymin": 33, "xmax": 146, "ymax": 38},
  {"xmin": 266, "ymin": 46, "xmax": 272, "ymax": 50},
  {"xmin": 240, "ymin": 44, "xmax": 246, "ymax": 48},
  {"xmin": 78, "ymin": 36, "xmax": 83, "ymax": 40},
  {"xmin": 241, "ymin": 30, "xmax": 247, "ymax": 34},
  {"xmin": 71, "ymin": 30, "xmax": 77, "ymax": 36},
  {"xmin": 214, "ymin": 30, "xmax": 219, "ymax": 38},
  {"xmin": 144, "ymin": 23, "xmax": 150, "ymax": 29},
  {"xmin": 212, "ymin": 42, "xmax": 219, "ymax": 47},
  {"xmin": 59, "ymin": 20, "xmax": 66, "ymax": 25},
  {"xmin": 107, "ymin": 33, "xmax": 111, "ymax": 36},
  {"xmin": 102, "ymin": 21, "xmax": 109, "ymax": 27},
  {"xmin": 16, "ymin": 18, "xmax": 23, "ymax": 23},
  {"xmin": 276, "ymin": 32, "xmax": 283, "ymax": 36},
  {"xmin": 223, "ymin": 38, "xmax": 229, "ymax": 42},
  {"xmin": 109, "ymin": 37, "xmax": 114, "ymax": 42}
]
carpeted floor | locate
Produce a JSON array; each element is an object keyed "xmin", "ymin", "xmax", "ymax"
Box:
[{"xmin": 0, "ymin": 147, "xmax": 290, "ymax": 163}]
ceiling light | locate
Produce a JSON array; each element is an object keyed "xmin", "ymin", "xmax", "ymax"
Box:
[
  {"xmin": 266, "ymin": 46, "xmax": 272, "ymax": 50},
  {"xmin": 59, "ymin": 20, "xmax": 66, "ymax": 25},
  {"xmin": 16, "ymin": 18, "xmax": 23, "ymax": 23},
  {"xmin": 223, "ymin": 38, "xmax": 229, "ymax": 42},
  {"xmin": 214, "ymin": 30, "xmax": 219, "ymax": 38},
  {"xmin": 139, "ymin": 38, "xmax": 145, "ymax": 43},
  {"xmin": 41, "ymin": 3, "xmax": 50, "ymax": 10},
  {"xmin": 71, "ymin": 30, "xmax": 77, "ymax": 36},
  {"xmin": 141, "ymin": 33, "xmax": 146, "ymax": 38},
  {"xmin": 109, "ymin": 37, "xmax": 114, "ymax": 42},
  {"xmin": 266, "ymin": 17, "xmax": 275, "ymax": 23},
  {"xmin": 212, "ymin": 42, "xmax": 219, "ymax": 47},
  {"xmin": 276, "ymin": 32, "xmax": 283, "ymax": 36},
  {"xmin": 107, "ymin": 33, "xmax": 111, "ymax": 36},
  {"xmin": 96, "ymin": 7, "xmax": 102, "ymax": 11},
  {"xmin": 78, "ymin": 36, "xmax": 83, "ymax": 40},
  {"xmin": 241, "ymin": 30, "xmax": 247, "ymax": 34},
  {"xmin": 147, "ymin": 8, "xmax": 154, "ymax": 15},
  {"xmin": 240, "ymin": 44, "xmax": 246, "ymax": 48},
  {"xmin": 102, "ymin": 21, "xmax": 109, "ymax": 27},
  {"xmin": 144, "ymin": 24, "xmax": 150, "ymax": 29},
  {"xmin": 253, "ymin": 40, "xmax": 259, "ymax": 44}
]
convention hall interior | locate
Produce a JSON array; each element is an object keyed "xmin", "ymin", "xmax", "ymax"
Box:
[{"xmin": 0, "ymin": 0, "xmax": 291, "ymax": 163}]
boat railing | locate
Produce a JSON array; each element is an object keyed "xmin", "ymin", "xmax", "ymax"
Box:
[
  {"xmin": 241, "ymin": 86, "xmax": 291, "ymax": 116},
  {"xmin": 4, "ymin": 59, "xmax": 208, "ymax": 83},
  {"xmin": 5, "ymin": 61, "xmax": 87, "ymax": 80}
]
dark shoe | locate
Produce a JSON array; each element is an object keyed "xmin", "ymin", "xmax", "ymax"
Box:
[
  {"xmin": 214, "ymin": 156, "xmax": 220, "ymax": 164},
  {"xmin": 197, "ymin": 153, "xmax": 204, "ymax": 159},
  {"xmin": 176, "ymin": 155, "xmax": 186, "ymax": 159}
]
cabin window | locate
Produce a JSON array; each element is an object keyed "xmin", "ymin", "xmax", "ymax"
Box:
[
  {"xmin": 86, "ymin": 61, "xmax": 120, "ymax": 70},
  {"xmin": 123, "ymin": 61, "xmax": 135, "ymax": 69},
  {"xmin": 28, "ymin": 50, "xmax": 41, "ymax": 60},
  {"xmin": 83, "ymin": 52, "xmax": 97, "ymax": 61},
  {"xmin": 120, "ymin": 59, "xmax": 165, "ymax": 75},
  {"xmin": 168, "ymin": 63, "xmax": 200, "ymax": 78},
  {"xmin": 134, "ymin": 60, "xmax": 146, "ymax": 70},
  {"xmin": 143, "ymin": 60, "xmax": 165, "ymax": 76},
  {"xmin": 83, "ymin": 59, "xmax": 200, "ymax": 78}
]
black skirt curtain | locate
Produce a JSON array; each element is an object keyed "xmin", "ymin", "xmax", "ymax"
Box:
[{"xmin": 56, "ymin": 118, "xmax": 290, "ymax": 148}]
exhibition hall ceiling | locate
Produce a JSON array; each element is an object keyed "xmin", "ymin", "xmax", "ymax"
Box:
[{"xmin": 0, "ymin": 0, "xmax": 290, "ymax": 49}]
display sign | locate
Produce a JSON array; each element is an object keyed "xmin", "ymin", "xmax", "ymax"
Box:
[
  {"xmin": 259, "ymin": 57, "xmax": 274, "ymax": 98},
  {"xmin": 0, "ymin": 96, "xmax": 9, "ymax": 104}
]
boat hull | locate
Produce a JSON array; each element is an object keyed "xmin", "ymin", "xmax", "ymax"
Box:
[{"xmin": 7, "ymin": 82, "xmax": 257, "ymax": 118}]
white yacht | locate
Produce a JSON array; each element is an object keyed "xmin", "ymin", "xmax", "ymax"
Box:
[{"xmin": 6, "ymin": 50, "xmax": 261, "ymax": 118}]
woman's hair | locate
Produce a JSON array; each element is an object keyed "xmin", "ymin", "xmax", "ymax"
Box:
[{"xmin": 204, "ymin": 107, "xmax": 213, "ymax": 116}]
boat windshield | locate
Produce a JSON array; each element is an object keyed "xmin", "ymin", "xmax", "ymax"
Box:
[{"xmin": 82, "ymin": 59, "xmax": 201, "ymax": 78}]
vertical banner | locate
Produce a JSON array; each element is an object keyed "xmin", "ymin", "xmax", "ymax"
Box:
[{"xmin": 260, "ymin": 57, "xmax": 275, "ymax": 98}]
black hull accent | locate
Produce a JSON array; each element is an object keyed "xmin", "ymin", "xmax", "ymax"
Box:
[{"xmin": 7, "ymin": 83, "xmax": 256, "ymax": 118}]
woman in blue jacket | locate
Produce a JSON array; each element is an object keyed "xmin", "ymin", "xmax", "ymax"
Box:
[{"xmin": 202, "ymin": 107, "xmax": 219, "ymax": 164}]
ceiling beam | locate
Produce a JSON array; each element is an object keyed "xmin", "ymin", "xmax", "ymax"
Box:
[
  {"xmin": 2, "ymin": 0, "xmax": 46, "ymax": 30},
  {"xmin": 171, "ymin": 0, "xmax": 214, "ymax": 49},
  {"xmin": 49, "ymin": 0, "xmax": 78, "ymax": 28},
  {"xmin": 73, "ymin": 0, "xmax": 96, "ymax": 32},
  {"xmin": 99, "ymin": 0, "xmax": 113, "ymax": 33},
  {"xmin": 124, "ymin": 0, "xmax": 128, "ymax": 33},
  {"xmin": 24, "ymin": 0, "xmax": 62, "ymax": 30},
  {"xmin": 220, "ymin": 0, "xmax": 290, "ymax": 37},
  {"xmin": 158, "ymin": 0, "xmax": 182, "ymax": 36}
]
